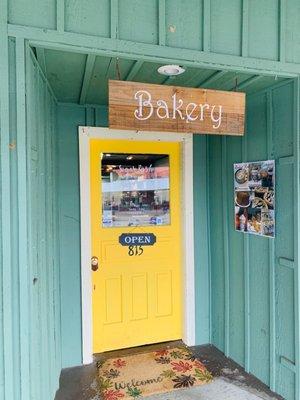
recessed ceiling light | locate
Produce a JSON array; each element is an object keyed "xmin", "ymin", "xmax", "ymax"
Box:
[
  {"xmin": 126, "ymin": 155, "xmax": 133, "ymax": 160},
  {"xmin": 157, "ymin": 65, "xmax": 185, "ymax": 76}
]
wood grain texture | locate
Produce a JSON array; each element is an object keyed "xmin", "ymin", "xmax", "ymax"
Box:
[{"xmin": 109, "ymin": 80, "xmax": 245, "ymax": 135}]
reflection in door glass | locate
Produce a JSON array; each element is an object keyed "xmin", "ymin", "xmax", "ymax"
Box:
[{"xmin": 101, "ymin": 153, "xmax": 170, "ymax": 227}]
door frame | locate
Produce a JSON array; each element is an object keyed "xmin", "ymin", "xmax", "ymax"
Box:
[{"xmin": 79, "ymin": 126, "xmax": 195, "ymax": 364}]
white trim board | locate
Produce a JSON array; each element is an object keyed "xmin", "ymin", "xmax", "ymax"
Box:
[{"xmin": 79, "ymin": 127, "xmax": 195, "ymax": 364}]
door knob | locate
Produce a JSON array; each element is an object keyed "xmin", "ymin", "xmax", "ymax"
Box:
[{"xmin": 91, "ymin": 256, "xmax": 99, "ymax": 271}]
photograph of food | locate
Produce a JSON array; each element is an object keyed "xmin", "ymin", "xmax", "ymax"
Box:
[{"xmin": 234, "ymin": 160, "xmax": 275, "ymax": 238}]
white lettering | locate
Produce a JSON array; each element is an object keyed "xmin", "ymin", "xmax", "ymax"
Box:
[
  {"xmin": 124, "ymin": 237, "xmax": 132, "ymax": 244},
  {"xmin": 144, "ymin": 236, "xmax": 151, "ymax": 244},
  {"xmin": 185, "ymin": 103, "xmax": 198, "ymax": 123},
  {"xmin": 172, "ymin": 94, "xmax": 184, "ymax": 120},
  {"xmin": 199, "ymin": 103, "xmax": 209, "ymax": 121},
  {"xmin": 134, "ymin": 90, "xmax": 153, "ymax": 120},
  {"xmin": 211, "ymin": 105, "xmax": 223, "ymax": 129},
  {"xmin": 156, "ymin": 100, "xmax": 169, "ymax": 119}
]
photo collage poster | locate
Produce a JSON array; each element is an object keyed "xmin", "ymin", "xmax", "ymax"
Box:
[{"xmin": 234, "ymin": 160, "xmax": 275, "ymax": 238}]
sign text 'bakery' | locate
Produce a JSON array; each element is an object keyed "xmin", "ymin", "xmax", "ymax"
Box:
[{"xmin": 109, "ymin": 80, "xmax": 245, "ymax": 136}]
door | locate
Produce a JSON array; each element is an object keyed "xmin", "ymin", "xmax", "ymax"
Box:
[{"xmin": 90, "ymin": 139, "xmax": 182, "ymax": 353}]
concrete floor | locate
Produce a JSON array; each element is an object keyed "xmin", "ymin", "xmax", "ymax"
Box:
[{"xmin": 55, "ymin": 343, "xmax": 283, "ymax": 400}]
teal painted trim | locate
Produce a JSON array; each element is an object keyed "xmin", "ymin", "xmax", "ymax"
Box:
[
  {"xmin": 36, "ymin": 48, "xmax": 47, "ymax": 75},
  {"xmin": 203, "ymin": 0, "xmax": 211, "ymax": 52},
  {"xmin": 0, "ymin": 14, "xmax": 14, "ymax": 400},
  {"xmin": 236, "ymin": 75, "xmax": 262, "ymax": 91},
  {"xmin": 7, "ymin": 24, "xmax": 300, "ymax": 77},
  {"xmin": 194, "ymin": 135, "xmax": 210, "ymax": 344},
  {"xmin": 221, "ymin": 137, "xmax": 230, "ymax": 356},
  {"xmin": 85, "ymin": 106, "xmax": 95, "ymax": 125},
  {"xmin": 126, "ymin": 60, "xmax": 144, "ymax": 80},
  {"xmin": 16, "ymin": 37, "xmax": 30, "ymax": 400},
  {"xmin": 293, "ymin": 77, "xmax": 300, "ymax": 400},
  {"xmin": 242, "ymin": 126, "xmax": 250, "ymax": 372},
  {"xmin": 37, "ymin": 71, "xmax": 51, "ymax": 399},
  {"xmin": 278, "ymin": 257, "xmax": 295, "ymax": 269},
  {"xmin": 198, "ymin": 70, "xmax": 228, "ymax": 87},
  {"xmin": 110, "ymin": 0, "xmax": 119, "ymax": 39},
  {"xmin": 280, "ymin": 356, "xmax": 296, "ymax": 373},
  {"xmin": 158, "ymin": 0, "xmax": 166, "ymax": 46},
  {"xmin": 56, "ymin": 0, "xmax": 65, "ymax": 33},
  {"xmin": 79, "ymin": 54, "xmax": 96, "ymax": 105},
  {"xmin": 267, "ymin": 89, "xmax": 276, "ymax": 391},
  {"xmin": 279, "ymin": 0, "xmax": 286, "ymax": 63},
  {"xmin": 28, "ymin": 47, "xmax": 58, "ymax": 102},
  {"xmin": 206, "ymin": 137, "xmax": 212, "ymax": 344},
  {"xmin": 241, "ymin": 0, "xmax": 249, "ymax": 57},
  {"xmin": 278, "ymin": 155, "xmax": 295, "ymax": 165}
]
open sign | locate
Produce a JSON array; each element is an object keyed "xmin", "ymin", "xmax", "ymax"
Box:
[{"xmin": 119, "ymin": 233, "xmax": 156, "ymax": 246}]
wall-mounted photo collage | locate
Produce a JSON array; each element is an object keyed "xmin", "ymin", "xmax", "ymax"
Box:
[{"xmin": 234, "ymin": 160, "xmax": 275, "ymax": 238}]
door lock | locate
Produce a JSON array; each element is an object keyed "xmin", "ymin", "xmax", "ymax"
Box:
[{"xmin": 91, "ymin": 256, "xmax": 99, "ymax": 271}]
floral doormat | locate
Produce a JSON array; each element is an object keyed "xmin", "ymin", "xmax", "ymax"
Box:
[{"xmin": 97, "ymin": 346, "xmax": 213, "ymax": 400}]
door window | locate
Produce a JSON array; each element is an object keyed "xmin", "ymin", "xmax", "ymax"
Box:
[{"xmin": 101, "ymin": 153, "xmax": 170, "ymax": 227}]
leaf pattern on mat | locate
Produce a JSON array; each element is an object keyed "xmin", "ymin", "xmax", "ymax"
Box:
[
  {"xmin": 154, "ymin": 356, "xmax": 171, "ymax": 364},
  {"xmin": 126, "ymin": 387, "xmax": 142, "ymax": 398},
  {"xmin": 103, "ymin": 369, "xmax": 120, "ymax": 379},
  {"xmin": 170, "ymin": 350, "xmax": 185, "ymax": 359},
  {"xmin": 103, "ymin": 389, "xmax": 125, "ymax": 400},
  {"xmin": 194, "ymin": 368, "xmax": 213, "ymax": 382},
  {"xmin": 171, "ymin": 361, "xmax": 193, "ymax": 373},
  {"xmin": 99, "ymin": 377, "xmax": 113, "ymax": 391},
  {"xmin": 160, "ymin": 369, "xmax": 176, "ymax": 378},
  {"xmin": 172, "ymin": 374, "xmax": 196, "ymax": 388}
]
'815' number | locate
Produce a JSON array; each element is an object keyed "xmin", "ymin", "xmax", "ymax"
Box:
[{"xmin": 128, "ymin": 245, "xmax": 144, "ymax": 256}]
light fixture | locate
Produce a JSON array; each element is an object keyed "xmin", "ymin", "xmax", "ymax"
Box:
[
  {"xmin": 106, "ymin": 153, "xmax": 111, "ymax": 157},
  {"xmin": 126, "ymin": 155, "xmax": 133, "ymax": 160},
  {"xmin": 157, "ymin": 64, "xmax": 185, "ymax": 76}
]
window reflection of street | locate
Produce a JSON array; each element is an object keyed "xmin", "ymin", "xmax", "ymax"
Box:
[{"xmin": 101, "ymin": 153, "xmax": 170, "ymax": 228}]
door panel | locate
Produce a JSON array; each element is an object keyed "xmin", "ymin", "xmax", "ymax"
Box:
[{"xmin": 90, "ymin": 139, "xmax": 182, "ymax": 353}]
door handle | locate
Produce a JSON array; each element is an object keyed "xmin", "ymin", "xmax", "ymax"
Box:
[{"xmin": 91, "ymin": 256, "xmax": 99, "ymax": 271}]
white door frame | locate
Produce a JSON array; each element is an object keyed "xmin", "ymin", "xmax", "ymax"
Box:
[{"xmin": 79, "ymin": 127, "xmax": 195, "ymax": 364}]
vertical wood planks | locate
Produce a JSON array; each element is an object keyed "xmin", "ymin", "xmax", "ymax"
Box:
[
  {"xmin": 56, "ymin": 0, "xmax": 65, "ymax": 32},
  {"xmin": 158, "ymin": 0, "xmax": 166, "ymax": 45},
  {"xmin": 293, "ymin": 77, "xmax": 300, "ymax": 400},
  {"xmin": 0, "ymin": 2, "xmax": 14, "ymax": 399},
  {"xmin": 16, "ymin": 37, "xmax": 30, "ymax": 400}
]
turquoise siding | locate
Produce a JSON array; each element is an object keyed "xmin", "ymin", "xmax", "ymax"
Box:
[
  {"xmin": 0, "ymin": 38, "xmax": 61, "ymax": 400},
  {"xmin": 57, "ymin": 104, "xmax": 107, "ymax": 367},
  {"xmin": 6, "ymin": 0, "xmax": 300, "ymax": 65},
  {"xmin": 1, "ymin": 1, "xmax": 300, "ymax": 400},
  {"xmin": 209, "ymin": 80, "xmax": 300, "ymax": 400}
]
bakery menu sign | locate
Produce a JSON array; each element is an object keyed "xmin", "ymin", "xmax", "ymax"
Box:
[
  {"xmin": 234, "ymin": 160, "xmax": 275, "ymax": 238},
  {"xmin": 109, "ymin": 80, "xmax": 245, "ymax": 136}
]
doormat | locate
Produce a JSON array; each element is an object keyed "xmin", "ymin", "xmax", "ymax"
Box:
[{"xmin": 97, "ymin": 346, "xmax": 213, "ymax": 399}]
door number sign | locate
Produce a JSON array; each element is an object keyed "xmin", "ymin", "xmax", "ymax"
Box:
[{"xmin": 119, "ymin": 233, "xmax": 156, "ymax": 256}]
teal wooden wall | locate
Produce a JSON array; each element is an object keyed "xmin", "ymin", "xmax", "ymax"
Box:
[
  {"xmin": 209, "ymin": 79, "xmax": 300, "ymax": 400},
  {"xmin": 1, "ymin": 1, "xmax": 300, "ymax": 400},
  {"xmin": 0, "ymin": 38, "xmax": 61, "ymax": 400},
  {"xmin": 6, "ymin": 0, "xmax": 300, "ymax": 69},
  {"xmin": 56, "ymin": 104, "xmax": 107, "ymax": 367}
]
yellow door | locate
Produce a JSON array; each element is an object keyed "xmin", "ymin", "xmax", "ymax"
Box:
[{"xmin": 90, "ymin": 139, "xmax": 182, "ymax": 353}]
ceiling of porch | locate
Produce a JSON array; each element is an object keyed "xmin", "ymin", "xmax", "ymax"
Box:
[{"xmin": 32, "ymin": 47, "xmax": 289, "ymax": 106}]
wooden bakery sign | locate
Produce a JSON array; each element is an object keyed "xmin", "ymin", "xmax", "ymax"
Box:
[{"xmin": 109, "ymin": 80, "xmax": 245, "ymax": 136}]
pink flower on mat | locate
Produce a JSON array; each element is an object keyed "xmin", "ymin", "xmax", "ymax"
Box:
[
  {"xmin": 103, "ymin": 389, "xmax": 125, "ymax": 400},
  {"xmin": 113, "ymin": 359, "xmax": 126, "ymax": 368},
  {"xmin": 171, "ymin": 361, "xmax": 193, "ymax": 373}
]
